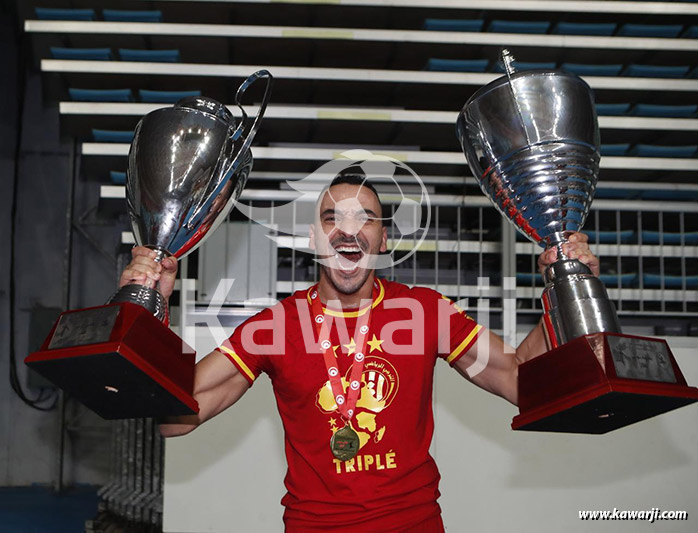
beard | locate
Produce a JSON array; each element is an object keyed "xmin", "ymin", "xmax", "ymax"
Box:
[{"xmin": 320, "ymin": 263, "xmax": 373, "ymax": 297}]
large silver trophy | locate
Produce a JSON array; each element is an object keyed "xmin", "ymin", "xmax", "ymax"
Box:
[
  {"xmin": 457, "ymin": 52, "xmax": 697, "ymax": 433},
  {"xmin": 457, "ymin": 51, "xmax": 620, "ymax": 347},
  {"xmin": 110, "ymin": 70, "xmax": 273, "ymax": 321},
  {"xmin": 26, "ymin": 70, "xmax": 274, "ymax": 419}
]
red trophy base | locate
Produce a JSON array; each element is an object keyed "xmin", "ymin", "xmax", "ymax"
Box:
[
  {"xmin": 25, "ymin": 302, "xmax": 199, "ymax": 420},
  {"xmin": 512, "ymin": 332, "xmax": 698, "ymax": 434}
]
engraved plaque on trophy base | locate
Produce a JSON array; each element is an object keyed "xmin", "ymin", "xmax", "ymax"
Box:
[
  {"xmin": 512, "ymin": 333, "xmax": 698, "ymax": 434},
  {"xmin": 25, "ymin": 302, "xmax": 198, "ymax": 419}
]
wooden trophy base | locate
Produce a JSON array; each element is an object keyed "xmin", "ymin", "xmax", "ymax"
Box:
[
  {"xmin": 25, "ymin": 302, "xmax": 199, "ymax": 419},
  {"xmin": 512, "ymin": 332, "xmax": 698, "ymax": 434}
]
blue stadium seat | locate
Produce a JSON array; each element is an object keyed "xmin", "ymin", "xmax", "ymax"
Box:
[
  {"xmin": 622, "ymin": 64, "xmax": 690, "ymax": 78},
  {"xmin": 595, "ymin": 103, "xmax": 631, "ymax": 115},
  {"xmin": 138, "ymin": 89, "xmax": 202, "ymax": 103},
  {"xmin": 594, "ymin": 188, "xmax": 639, "ymax": 200},
  {"xmin": 110, "ymin": 171, "xmax": 126, "ymax": 185},
  {"xmin": 92, "ymin": 130, "xmax": 135, "ymax": 143},
  {"xmin": 640, "ymin": 189, "xmax": 698, "ymax": 201},
  {"xmin": 553, "ymin": 22, "xmax": 617, "ymax": 36},
  {"xmin": 118, "ymin": 49, "xmax": 180, "ymax": 62},
  {"xmin": 423, "ymin": 19, "xmax": 484, "ymax": 32},
  {"xmin": 643, "ymin": 274, "xmax": 698, "ymax": 289},
  {"xmin": 487, "ymin": 20, "xmax": 551, "ymax": 34},
  {"xmin": 641, "ymin": 230, "xmax": 698, "ymax": 244},
  {"xmin": 69, "ymin": 88, "xmax": 133, "ymax": 102},
  {"xmin": 583, "ymin": 230, "xmax": 636, "ymax": 243},
  {"xmin": 617, "ymin": 24, "xmax": 683, "ymax": 38},
  {"xmin": 35, "ymin": 7, "xmax": 95, "ymax": 21},
  {"xmin": 493, "ymin": 61, "xmax": 556, "ymax": 73},
  {"xmin": 630, "ymin": 104, "xmax": 697, "ymax": 117},
  {"xmin": 599, "ymin": 273, "xmax": 637, "ymax": 287},
  {"xmin": 600, "ymin": 144, "xmax": 631, "ymax": 156},
  {"xmin": 102, "ymin": 10, "xmax": 163, "ymax": 23},
  {"xmin": 425, "ymin": 58, "xmax": 489, "ymax": 72},
  {"xmin": 561, "ymin": 63, "xmax": 623, "ymax": 77},
  {"xmin": 50, "ymin": 47, "xmax": 112, "ymax": 61},
  {"xmin": 630, "ymin": 144, "xmax": 697, "ymax": 158},
  {"xmin": 515, "ymin": 272, "xmax": 542, "ymax": 286}
]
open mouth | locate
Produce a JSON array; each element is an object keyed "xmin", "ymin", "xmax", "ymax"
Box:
[{"xmin": 334, "ymin": 244, "xmax": 364, "ymax": 265}]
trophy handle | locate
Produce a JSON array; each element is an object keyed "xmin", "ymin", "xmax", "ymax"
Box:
[
  {"xmin": 225, "ymin": 69, "xmax": 274, "ymax": 177},
  {"xmin": 182, "ymin": 71, "xmax": 273, "ymax": 232}
]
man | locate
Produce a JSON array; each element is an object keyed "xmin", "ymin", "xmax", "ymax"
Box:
[{"xmin": 121, "ymin": 173, "xmax": 599, "ymax": 532}]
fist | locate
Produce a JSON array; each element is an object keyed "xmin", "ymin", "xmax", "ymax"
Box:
[
  {"xmin": 537, "ymin": 232, "xmax": 600, "ymax": 277},
  {"xmin": 119, "ymin": 246, "xmax": 178, "ymax": 300}
]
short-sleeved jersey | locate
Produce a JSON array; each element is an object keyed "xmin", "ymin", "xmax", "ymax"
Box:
[{"xmin": 216, "ymin": 278, "xmax": 482, "ymax": 531}]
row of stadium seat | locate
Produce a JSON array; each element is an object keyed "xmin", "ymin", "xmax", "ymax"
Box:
[
  {"xmin": 51, "ymin": 47, "xmax": 180, "ymax": 63},
  {"xmin": 50, "ymin": 47, "xmax": 698, "ymax": 79},
  {"xmin": 33, "ymin": 8, "xmax": 698, "ymax": 42},
  {"xmin": 516, "ymin": 272, "xmax": 698, "ymax": 288},
  {"xmin": 90, "ymin": 127, "xmax": 698, "ymax": 158},
  {"xmin": 597, "ymin": 103, "xmax": 697, "ymax": 117},
  {"xmin": 528, "ymin": 230, "xmax": 698, "ymax": 243},
  {"xmin": 424, "ymin": 19, "xmax": 698, "ymax": 39},
  {"xmin": 72, "ymin": 98, "xmax": 697, "ymax": 120},
  {"xmin": 104, "ymin": 168, "xmax": 698, "ymax": 205},
  {"xmin": 599, "ymin": 144, "xmax": 698, "ymax": 158},
  {"xmin": 69, "ymin": 89, "xmax": 201, "ymax": 103},
  {"xmin": 426, "ymin": 58, "xmax": 698, "ymax": 78},
  {"xmin": 35, "ymin": 8, "xmax": 162, "ymax": 22}
]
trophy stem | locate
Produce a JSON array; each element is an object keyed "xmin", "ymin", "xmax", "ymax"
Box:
[
  {"xmin": 541, "ymin": 257, "xmax": 622, "ymax": 349},
  {"xmin": 108, "ymin": 245, "xmax": 172, "ymax": 323},
  {"xmin": 145, "ymin": 245, "xmax": 170, "ymax": 265},
  {"xmin": 108, "ymin": 285, "xmax": 170, "ymax": 324}
]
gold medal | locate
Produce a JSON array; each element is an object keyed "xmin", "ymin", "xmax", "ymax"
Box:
[{"xmin": 330, "ymin": 424, "xmax": 360, "ymax": 461}]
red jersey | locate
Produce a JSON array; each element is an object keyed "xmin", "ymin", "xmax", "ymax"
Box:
[{"xmin": 217, "ymin": 279, "xmax": 482, "ymax": 532}]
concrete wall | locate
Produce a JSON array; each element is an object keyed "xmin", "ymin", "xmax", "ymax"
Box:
[
  {"xmin": 163, "ymin": 331, "xmax": 698, "ymax": 533},
  {"xmin": 0, "ymin": 8, "xmax": 114, "ymax": 487}
]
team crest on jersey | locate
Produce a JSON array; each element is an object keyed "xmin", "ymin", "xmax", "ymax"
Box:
[{"xmin": 316, "ymin": 356, "xmax": 399, "ymax": 451}]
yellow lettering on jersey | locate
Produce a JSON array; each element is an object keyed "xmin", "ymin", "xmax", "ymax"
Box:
[{"xmin": 333, "ymin": 451, "xmax": 398, "ymax": 474}]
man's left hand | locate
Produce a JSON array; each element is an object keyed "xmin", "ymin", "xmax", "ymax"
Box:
[{"xmin": 537, "ymin": 232, "xmax": 600, "ymax": 277}]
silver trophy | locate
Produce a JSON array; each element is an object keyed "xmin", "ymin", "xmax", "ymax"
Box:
[
  {"xmin": 110, "ymin": 70, "xmax": 274, "ymax": 322},
  {"xmin": 457, "ymin": 51, "xmax": 620, "ymax": 349},
  {"xmin": 26, "ymin": 70, "xmax": 273, "ymax": 419},
  {"xmin": 456, "ymin": 52, "xmax": 698, "ymax": 434}
]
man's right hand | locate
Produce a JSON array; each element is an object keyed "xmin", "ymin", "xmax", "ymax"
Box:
[{"xmin": 119, "ymin": 246, "xmax": 178, "ymax": 300}]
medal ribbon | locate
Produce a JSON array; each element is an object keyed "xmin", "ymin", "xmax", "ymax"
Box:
[{"xmin": 309, "ymin": 280, "xmax": 378, "ymax": 423}]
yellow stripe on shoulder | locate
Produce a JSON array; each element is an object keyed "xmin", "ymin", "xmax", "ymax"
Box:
[
  {"xmin": 218, "ymin": 345, "xmax": 256, "ymax": 382},
  {"xmin": 446, "ymin": 324, "xmax": 483, "ymax": 364}
]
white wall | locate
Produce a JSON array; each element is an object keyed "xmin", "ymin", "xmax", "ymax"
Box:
[{"xmin": 164, "ymin": 334, "xmax": 698, "ymax": 533}]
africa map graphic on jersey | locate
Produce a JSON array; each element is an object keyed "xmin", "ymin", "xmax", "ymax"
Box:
[{"xmin": 316, "ymin": 356, "xmax": 399, "ymax": 451}]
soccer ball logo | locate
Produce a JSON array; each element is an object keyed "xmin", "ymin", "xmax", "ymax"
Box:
[{"xmin": 235, "ymin": 149, "xmax": 431, "ymax": 270}]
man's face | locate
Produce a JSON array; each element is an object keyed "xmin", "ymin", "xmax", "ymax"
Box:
[{"xmin": 310, "ymin": 183, "xmax": 388, "ymax": 295}]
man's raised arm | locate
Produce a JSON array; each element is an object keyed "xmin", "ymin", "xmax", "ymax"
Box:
[
  {"xmin": 452, "ymin": 232, "xmax": 600, "ymax": 405},
  {"xmin": 159, "ymin": 350, "xmax": 251, "ymax": 437}
]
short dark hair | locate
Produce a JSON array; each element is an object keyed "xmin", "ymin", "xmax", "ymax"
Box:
[{"xmin": 328, "ymin": 169, "xmax": 384, "ymax": 222}]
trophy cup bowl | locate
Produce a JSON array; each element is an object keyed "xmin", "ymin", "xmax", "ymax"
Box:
[
  {"xmin": 25, "ymin": 71, "xmax": 273, "ymax": 419},
  {"xmin": 457, "ymin": 55, "xmax": 698, "ymax": 433}
]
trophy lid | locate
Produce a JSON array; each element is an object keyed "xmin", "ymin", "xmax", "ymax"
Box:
[{"xmin": 457, "ymin": 60, "xmax": 600, "ymax": 248}]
